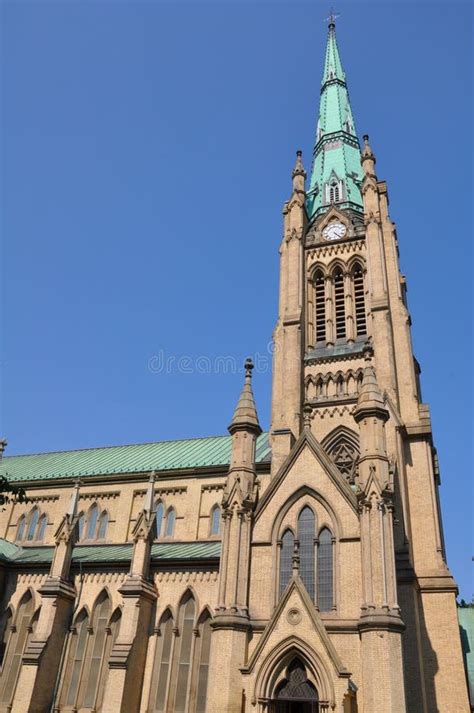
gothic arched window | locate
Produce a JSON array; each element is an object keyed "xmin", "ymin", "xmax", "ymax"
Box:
[
  {"xmin": 195, "ymin": 611, "xmax": 212, "ymax": 713},
  {"xmin": 317, "ymin": 528, "xmax": 334, "ymax": 612},
  {"xmin": 298, "ymin": 507, "xmax": 315, "ymax": 601},
  {"xmin": 36, "ymin": 514, "xmax": 47, "ymax": 541},
  {"xmin": 173, "ymin": 595, "xmax": 195, "ymax": 712},
  {"xmin": 63, "ymin": 609, "xmax": 89, "ymax": 707},
  {"xmin": 77, "ymin": 513, "xmax": 85, "ymax": 540},
  {"xmin": 26, "ymin": 508, "xmax": 39, "ymax": 541},
  {"xmin": 274, "ymin": 659, "xmax": 318, "ymax": 702},
  {"xmin": 314, "ymin": 269, "xmax": 326, "ymax": 344},
  {"xmin": 210, "ymin": 505, "xmax": 221, "ymax": 536},
  {"xmin": 15, "ymin": 516, "xmax": 25, "ymax": 542},
  {"xmin": 165, "ymin": 508, "xmax": 176, "ymax": 537},
  {"xmin": 63, "ymin": 592, "xmax": 119, "ymax": 711},
  {"xmin": 85, "ymin": 504, "xmax": 99, "ymax": 540},
  {"xmin": 333, "ymin": 268, "xmax": 346, "ymax": 340},
  {"xmin": 352, "ymin": 262, "xmax": 367, "ymax": 337},
  {"xmin": 155, "ymin": 501, "xmax": 164, "ymax": 538},
  {"xmin": 149, "ymin": 610, "xmax": 174, "ymax": 712},
  {"xmin": 279, "ymin": 529, "xmax": 294, "ymax": 596},
  {"xmin": 97, "ymin": 511, "xmax": 108, "ymax": 540},
  {"xmin": 0, "ymin": 609, "xmax": 12, "ymax": 667},
  {"xmin": 329, "ymin": 180, "xmax": 340, "ymax": 203},
  {"xmin": 0, "ymin": 592, "xmax": 37, "ymax": 704}
]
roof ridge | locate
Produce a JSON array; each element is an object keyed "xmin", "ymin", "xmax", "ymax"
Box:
[{"xmin": 2, "ymin": 432, "xmax": 245, "ymax": 460}]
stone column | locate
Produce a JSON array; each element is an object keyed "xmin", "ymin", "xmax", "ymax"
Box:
[
  {"xmin": 102, "ymin": 472, "xmax": 158, "ymax": 713},
  {"xmin": 11, "ymin": 484, "xmax": 80, "ymax": 713}
]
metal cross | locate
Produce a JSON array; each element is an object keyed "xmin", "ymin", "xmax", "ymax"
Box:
[{"xmin": 325, "ymin": 8, "xmax": 340, "ymax": 26}]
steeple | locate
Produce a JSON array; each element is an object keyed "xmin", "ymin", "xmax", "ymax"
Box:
[
  {"xmin": 306, "ymin": 17, "xmax": 364, "ymax": 221},
  {"xmin": 229, "ymin": 358, "xmax": 261, "ymax": 435}
]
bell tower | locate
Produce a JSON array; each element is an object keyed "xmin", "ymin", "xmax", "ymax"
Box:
[{"xmin": 269, "ymin": 15, "xmax": 470, "ymax": 713}]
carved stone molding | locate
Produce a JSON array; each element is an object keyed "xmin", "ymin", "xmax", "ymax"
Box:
[
  {"xmin": 79, "ymin": 491, "xmax": 120, "ymax": 502},
  {"xmin": 201, "ymin": 484, "xmax": 225, "ymax": 493},
  {"xmin": 153, "ymin": 570, "xmax": 218, "ymax": 584}
]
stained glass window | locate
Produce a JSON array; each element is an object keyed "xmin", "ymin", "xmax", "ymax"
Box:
[
  {"xmin": 97, "ymin": 511, "xmax": 108, "ymax": 540},
  {"xmin": 37, "ymin": 515, "xmax": 47, "ymax": 541},
  {"xmin": 279, "ymin": 530, "xmax": 294, "ymax": 596},
  {"xmin": 151, "ymin": 611, "xmax": 173, "ymax": 713},
  {"xmin": 86, "ymin": 504, "xmax": 99, "ymax": 540},
  {"xmin": 16, "ymin": 517, "xmax": 25, "ymax": 542},
  {"xmin": 174, "ymin": 596, "xmax": 195, "ymax": 712},
  {"xmin": 26, "ymin": 509, "xmax": 39, "ymax": 541},
  {"xmin": 165, "ymin": 508, "xmax": 176, "ymax": 537},
  {"xmin": 317, "ymin": 528, "xmax": 333, "ymax": 611},
  {"xmin": 298, "ymin": 507, "xmax": 315, "ymax": 601},
  {"xmin": 210, "ymin": 506, "xmax": 221, "ymax": 535},
  {"xmin": 155, "ymin": 502, "xmax": 164, "ymax": 538}
]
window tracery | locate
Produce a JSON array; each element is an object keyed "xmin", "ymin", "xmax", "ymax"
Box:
[
  {"xmin": 59, "ymin": 591, "xmax": 120, "ymax": 711},
  {"xmin": 0, "ymin": 592, "xmax": 38, "ymax": 705},
  {"xmin": 78, "ymin": 503, "xmax": 109, "ymax": 542},
  {"xmin": 15, "ymin": 508, "xmax": 47, "ymax": 543},
  {"xmin": 278, "ymin": 503, "xmax": 335, "ymax": 610},
  {"xmin": 321, "ymin": 426, "xmax": 360, "ymax": 484},
  {"xmin": 149, "ymin": 595, "xmax": 213, "ymax": 713}
]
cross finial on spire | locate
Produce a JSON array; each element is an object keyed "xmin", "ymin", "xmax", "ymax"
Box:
[
  {"xmin": 326, "ymin": 8, "xmax": 340, "ymax": 30},
  {"xmin": 244, "ymin": 357, "xmax": 254, "ymax": 379}
]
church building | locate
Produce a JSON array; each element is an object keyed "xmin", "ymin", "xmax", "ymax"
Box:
[{"xmin": 0, "ymin": 18, "xmax": 469, "ymax": 713}]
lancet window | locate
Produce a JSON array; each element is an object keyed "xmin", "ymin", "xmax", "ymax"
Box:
[
  {"xmin": 210, "ymin": 505, "xmax": 221, "ymax": 536},
  {"xmin": 78, "ymin": 503, "xmax": 109, "ymax": 542},
  {"xmin": 15, "ymin": 508, "xmax": 48, "ymax": 543},
  {"xmin": 278, "ymin": 506, "xmax": 335, "ymax": 610},
  {"xmin": 148, "ymin": 594, "xmax": 213, "ymax": 713},
  {"xmin": 0, "ymin": 592, "xmax": 39, "ymax": 705},
  {"xmin": 153, "ymin": 502, "xmax": 176, "ymax": 539},
  {"xmin": 59, "ymin": 591, "xmax": 120, "ymax": 711}
]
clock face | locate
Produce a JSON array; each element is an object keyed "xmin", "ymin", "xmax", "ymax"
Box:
[{"xmin": 322, "ymin": 221, "xmax": 347, "ymax": 241}]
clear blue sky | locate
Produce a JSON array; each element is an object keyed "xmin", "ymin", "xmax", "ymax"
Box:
[{"xmin": 1, "ymin": 1, "xmax": 472, "ymax": 598}]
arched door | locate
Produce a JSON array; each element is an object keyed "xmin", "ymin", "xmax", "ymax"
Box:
[{"xmin": 271, "ymin": 659, "xmax": 319, "ymax": 713}]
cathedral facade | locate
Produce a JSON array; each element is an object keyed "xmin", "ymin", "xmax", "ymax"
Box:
[{"xmin": 0, "ymin": 19, "xmax": 469, "ymax": 713}]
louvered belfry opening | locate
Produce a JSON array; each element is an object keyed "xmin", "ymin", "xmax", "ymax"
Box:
[
  {"xmin": 314, "ymin": 271, "xmax": 326, "ymax": 343},
  {"xmin": 334, "ymin": 269, "xmax": 346, "ymax": 339},
  {"xmin": 353, "ymin": 264, "xmax": 367, "ymax": 336}
]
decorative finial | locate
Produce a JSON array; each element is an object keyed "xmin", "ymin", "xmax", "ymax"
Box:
[
  {"xmin": 303, "ymin": 403, "xmax": 312, "ymax": 430},
  {"xmin": 143, "ymin": 470, "xmax": 157, "ymax": 515},
  {"xmin": 326, "ymin": 8, "xmax": 340, "ymax": 30},
  {"xmin": 244, "ymin": 358, "xmax": 254, "ymax": 379},
  {"xmin": 66, "ymin": 478, "xmax": 82, "ymax": 520}
]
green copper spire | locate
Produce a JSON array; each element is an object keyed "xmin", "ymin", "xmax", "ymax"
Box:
[{"xmin": 306, "ymin": 17, "xmax": 364, "ymax": 221}]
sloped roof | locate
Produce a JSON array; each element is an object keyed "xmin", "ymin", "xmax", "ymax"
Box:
[
  {"xmin": 0, "ymin": 539, "xmax": 220, "ymax": 565},
  {"xmin": 0, "ymin": 433, "xmax": 271, "ymax": 483}
]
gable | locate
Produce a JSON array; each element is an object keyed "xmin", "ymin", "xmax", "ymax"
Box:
[
  {"xmin": 242, "ymin": 577, "xmax": 350, "ymax": 706},
  {"xmin": 254, "ymin": 431, "xmax": 358, "ymax": 542}
]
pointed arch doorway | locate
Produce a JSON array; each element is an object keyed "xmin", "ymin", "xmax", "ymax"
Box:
[{"xmin": 270, "ymin": 659, "xmax": 319, "ymax": 713}]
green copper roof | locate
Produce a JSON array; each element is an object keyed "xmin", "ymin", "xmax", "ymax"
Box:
[
  {"xmin": 0, "ymin": 433, "xmax": 271, "ymax": 483},
  {"xmin": 306, "ymin": 21, "xmax": 364, "ymax": 221},
  {"xmin": 0, "ymin": 539, "xmax": 221, "ymax": 565}
]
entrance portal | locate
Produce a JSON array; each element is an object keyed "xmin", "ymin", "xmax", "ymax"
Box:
[{"xmin": 270, "ymin": 659, "xmax": 319, "ymax": 713}]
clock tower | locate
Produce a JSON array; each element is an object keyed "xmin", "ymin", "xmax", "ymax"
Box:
[{"xmin": 269, "ymin": 15, "xmax": 469, "ymax": 713}]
